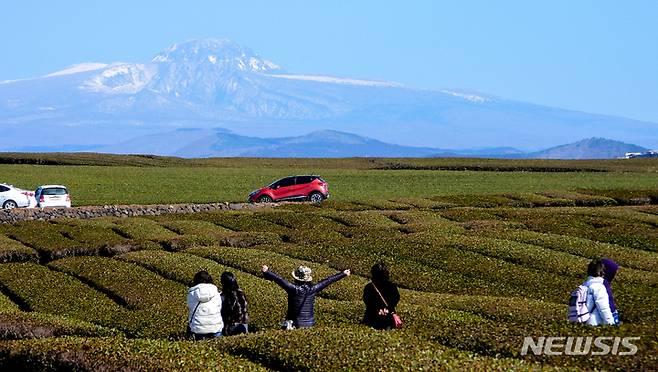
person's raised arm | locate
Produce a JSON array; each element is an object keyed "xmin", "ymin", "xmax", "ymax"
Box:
[
  {"xmin": 313, "ymin": 269, "xmax": 350, "ymax": 292},
  {"xmin": 262, "ymin": 265, "xmax": 295, "ymax": 292}
]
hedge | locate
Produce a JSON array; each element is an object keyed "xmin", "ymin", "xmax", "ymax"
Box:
[
  {"xmin": 0, "ymin": 312, "xmax": 118, "ymax": 340},
  {"xmin": 0, "ymin": 235, "xmax": 37, "ymax": 263},
  {"xmin": 48, "ymin": 257, "xmax": 186, "ymax": 338},
  {"xmin": 0, "ymin": 263, "xmax": 131, "ymax": 333},
  {"xmin": 0, "ymin": 337, "xmax": 267, "ymax": 371}
]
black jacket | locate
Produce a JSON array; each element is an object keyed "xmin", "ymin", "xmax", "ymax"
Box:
[
  {"xmin": 264, "ymin": 270, "xmax": 347, "ymax": 328},
  {"xmin": 363, "ymin": 281, "xmax": 400, "ymax": 330}
]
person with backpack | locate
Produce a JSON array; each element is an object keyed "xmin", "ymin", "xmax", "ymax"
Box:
[
  {"xmin": 220, "ymin": 271, "xmax": 249, "ymax": 335},
  {"xmin": 261, "ymin": 264, "xmax": 350, "ymax": 329},
  {"xmin": 362, "ymin": 263, "xmax": 401, "ymax": 330},
  {"xmin": 601, "ymin": 258, "xmax": 620, "ymax": 325},
  {"xmin": 187, "ymin": 271, "xmax": 223, "ymax": 339},
  {"xmin": 568, "ymin": 259, "xmax": 615, "ymax": 326}
]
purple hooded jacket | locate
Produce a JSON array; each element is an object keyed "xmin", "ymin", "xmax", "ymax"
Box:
[{"xmin": 601, "ymin": 258, "xmax": 618, "ymax": 313}]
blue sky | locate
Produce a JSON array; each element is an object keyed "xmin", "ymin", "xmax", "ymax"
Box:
[{"xmin": 2, "ymin": 1, "xmax": 657, "ymax": 123}]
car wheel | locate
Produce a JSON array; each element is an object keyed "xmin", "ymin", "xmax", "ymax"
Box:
[
  {"xmin": 2, "ymin": 200, "xmax": 18, "ymax": 209},
  {"xmin": 309, "ymin": 192, "xmax": 324, "ymax": 203},
  {"xmin": 258, "ymin": 195, "xmax": 273, "ymax": 203}
]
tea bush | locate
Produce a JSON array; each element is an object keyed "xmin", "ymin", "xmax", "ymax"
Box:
[
  {"xmin": 0, "ymin": 337, "xmax": 267, "ymax": 371},
  {"xmin": 0, "ymin": 312, "xmax": 118, "ymax": 340},
  {"xmin": 0, "ymin": 263, "xmax": 132, "ymax": 333},
  {"xmin": 154, "ymin": 218, "xmax": 234, "ymax": 236},
  {"xmin": 0, "ymin": 292, "xmax": 19, "ymax": 313},
  {"xmin": 0, "ymin": 221, "xmax": 88, "ymax": 261},
  {"xmin": 210, "ymin": 325, "xmax": 530, "ymax": 371},
  {"xmin": 48, "ymin": 257, "xmax": 186, "ymax": 338},
  {"xmin": 0, "ymin": 235, "xmax": 37, "ymax": 263},
  {"xmin": 111, "ymin": 217, "xmax": 180, "ymax": 242}
]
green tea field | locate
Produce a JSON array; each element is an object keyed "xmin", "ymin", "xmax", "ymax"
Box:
[
  {"xmin": 0, "ymin": 155, "xmax": 656, "ymax": 370},
  {"xmin": 1, "ymin": 154, "xmax": 657, "ymax": 205}
]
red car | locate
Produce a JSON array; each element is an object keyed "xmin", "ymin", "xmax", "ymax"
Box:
[{"xmin": 248, "ymin": 175, "xmax": 329, "ymax": 203}]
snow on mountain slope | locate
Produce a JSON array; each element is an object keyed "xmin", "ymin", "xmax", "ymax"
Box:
[
  {"xmin": 83, "ymin": 63, "xmax": 156, "ymax": 94},
  {"xmin": 45, "ymin": 63, "xmax": 109, "ymax": 77},
  {"xmin": 269, "ymin": 74, "xmax": 401, "ymax": 87}
]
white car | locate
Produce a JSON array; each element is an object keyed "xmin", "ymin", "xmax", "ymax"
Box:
[
  {"xmin": 35, "ymin": 185, "xmax": 71, "ymax": 208},
  {"xmin": 0, "ymin": 183, "xmax": 32, "ymax": 209},
  {"xmin": 15, "ymin": 188, "xmax": 37, "ymax": 208}
]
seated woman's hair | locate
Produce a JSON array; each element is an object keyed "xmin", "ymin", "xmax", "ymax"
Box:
[
  {"xmin": 371, "ymin": 263, "xmax": 390, "ymax": 283},
  {"xmin": 587, "ymin": 259, "xmax": 605, "ymax": 278},
  {"xmin": 193, "ymin": 270, "xmax": 213, "ymax": 286},
  {"xmin": 221, "ymin": 271, "xmax": 239, "ymax": 292}
]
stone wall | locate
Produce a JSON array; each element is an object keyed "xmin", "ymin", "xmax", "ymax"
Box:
[{"xmin": 0, "ymin": 202, "xmax": 278, "ymax": 224}]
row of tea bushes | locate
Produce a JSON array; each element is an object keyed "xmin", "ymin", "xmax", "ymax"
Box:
[
  {"xmin": 0, "ymin": 263, "xmax": 132, "ymax": 334},
  {"xmin": 1, "ymin": 221, "xmax": 90, "ymax": 261},
  {"xmin": 472, "ymin": 226, "xmax": 658, "ymax": 273},
  {"xmin": 0, "ymin": 337, "xmax": 267, "ymax": 371},
  {"xmin": 0, "ymin": 312, "xmax": 117, "ymax": 340},
  {"xmin": 0, "ymin": 235, "xmax": 37, "ymax": 263},
  {"xmin": 48, "ymin": 257, "xmax": 186, "ymax": 338},
  {"xmin": 211, "ymin": 325, "xmax": 530, "ymax": 371},
  {"xmin": 481, "ymin": 207, "xmax": 658, "ymax": 253},
  {"xmin": 578, "ymin": 188, "xmax": 658, "ymax": 205}
]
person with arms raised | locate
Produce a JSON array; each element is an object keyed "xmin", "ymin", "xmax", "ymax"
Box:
[{"xmin": 261, "ymin": 264, "xmax": 350, "ymax": 329}]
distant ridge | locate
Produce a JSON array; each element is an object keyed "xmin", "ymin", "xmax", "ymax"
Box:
[
  {"xmin": 4, "ymin": 128, "xmax": 651, "ymax": 159},
  {"xmin": 527, "ymin": 138, "xmax": 648, "ymax": 159}
]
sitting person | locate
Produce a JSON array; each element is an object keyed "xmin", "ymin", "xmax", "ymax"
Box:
[
  {"xmin": 220, "ymin": 271, "xmax": 249, "ymax": 335},
  {"xmin": 584, "ymin": 259, "xmax": 615, "ymax": 326},
  {"xmin": 601, "ymin": 258, "xmax": 620, "ymax": 325},
  {"xmin": 261, "ymin": 264, "xmax": 350, "ymax": 329},
  {"xmin": 187, "ymin": 270, "xmax": 223, "ymax": 339},
  {"xmin": 363, "ymin": 263, "xmax": 400, "ymax": 330}
]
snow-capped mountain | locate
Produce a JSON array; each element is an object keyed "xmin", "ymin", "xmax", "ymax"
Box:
[{"xmin": 1, "ymin": 38, "xmax": 657, "ymax": 153}]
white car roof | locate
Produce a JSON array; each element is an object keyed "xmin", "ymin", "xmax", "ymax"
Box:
[{"xmin": 38, "ymin": 185, "xmax": 68, "ymax": 189}]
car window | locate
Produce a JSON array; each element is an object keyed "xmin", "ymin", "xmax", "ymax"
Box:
[
  {"xmin": 279, "ymin": 177, "xmax": 295, "ymax": 188},
  {"xmin": 0, "ymin": 186, "xmax": 9, "ymax": 192},
  {"xmin": 43, "ymin": 188, "xmax": 68, "ymax": 196},
  {"xmin": 295, "ymin": 176, "xmax": 313, "ymax": 185}
]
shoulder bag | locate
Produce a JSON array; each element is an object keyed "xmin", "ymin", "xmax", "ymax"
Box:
[{"xmin": 372, "ymin": 283, "xmax": 403, "ymax": 329}]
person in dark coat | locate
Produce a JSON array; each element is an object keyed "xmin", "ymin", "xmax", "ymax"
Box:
[
  {"xmin": 363, "ymin": 263, "xmax": 400, "ymax": 330},
  {"xmin": 261, "ymin": 264, "xmax": 350, "ymax": 328},
  {"xmin": 601, "ymin": 258, "xmax": 620, "ymax": 325}
]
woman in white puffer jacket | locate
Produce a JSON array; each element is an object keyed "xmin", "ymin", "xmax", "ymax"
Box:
[
  {"xmin": 187, "ymin": 271, "xmax": 223, "ymax": 339},
  {"xmin": 584, "ymin": 259, "xmax": 615, "ymax": 326}
]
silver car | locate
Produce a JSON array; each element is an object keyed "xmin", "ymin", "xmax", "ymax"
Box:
[{"xmin": 0, "ymin": 183, "xmax": 31, "ymax": 209}]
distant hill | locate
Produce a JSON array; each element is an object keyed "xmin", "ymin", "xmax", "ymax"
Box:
[
  {"xmin": 97, "ymin": 129, "xmax": 444, "ymax": 158},
  {"xmin": 10, "ymin": 130, "xmax": 650, "ymax": 159},
  {"xmin": 527, "ymin": 138, "xmax": 648, "ymax": 159}
]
